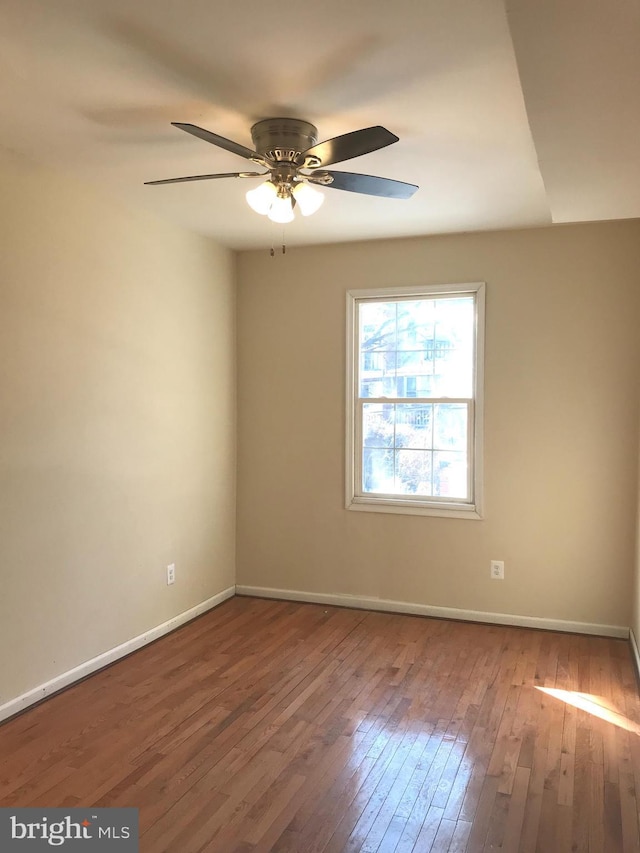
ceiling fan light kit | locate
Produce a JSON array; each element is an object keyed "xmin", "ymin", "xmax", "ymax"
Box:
[
  {"xmin": 292, "ymin": 182, "xmax": 325, "ymax": 216},
  {"xmin": 245, "ymin": 180, "xmax": 278, "ymax": 215},
  {"xmin": 265, "ymin": 189, "xmax": 296, "ymax": 224},
  {"xmin": 145, "ymin": 117, "xmax": 418, "ymax": 226}
]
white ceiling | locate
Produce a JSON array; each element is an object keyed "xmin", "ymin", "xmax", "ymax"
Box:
[{"xmin": 0, "ymin": 0, "xmax": 638, "ymax": 249}]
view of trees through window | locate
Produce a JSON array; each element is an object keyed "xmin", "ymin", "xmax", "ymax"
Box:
[{"xmin": 357, "ymin": 295, "xmax": 475, "ymax": 500}]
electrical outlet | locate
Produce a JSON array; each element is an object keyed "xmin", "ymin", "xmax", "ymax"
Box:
[
  {"xmin": 490, "ymin": 560, "xmax": 505, "ymax": 580},
  {"xmin": 167, "ymin": 563, "xmax": 176, "ymax": 585}
]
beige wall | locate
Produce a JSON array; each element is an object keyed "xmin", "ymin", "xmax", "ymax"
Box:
[
  {"xmin": 237, "ymin": 221, "xmax": 640, "ymax": 629},
  {"xmin": 0, "ymin": 149, "xmax": 236, "ymax": 705}
]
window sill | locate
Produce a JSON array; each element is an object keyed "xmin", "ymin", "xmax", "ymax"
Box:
[{"xmin": 347, "ymin": 497, "xmax": 483, "ymax": 520}]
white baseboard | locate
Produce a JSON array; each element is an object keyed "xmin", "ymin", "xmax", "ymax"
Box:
[
  {"xmin": 0, "ymin": 586, "xmax": 235, "ymax": 724},
  {"xmin": 630, "ymin": 628, "xmax": 640, "ymax": 682},
  {"xmin": 235, "ymin": 585, "xmax": 629, "ymax": 639}
]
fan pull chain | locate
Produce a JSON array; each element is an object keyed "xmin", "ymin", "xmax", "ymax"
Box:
[{"xmin": 268, "ymin": 228, "xmax": 287, "ymax": 257}]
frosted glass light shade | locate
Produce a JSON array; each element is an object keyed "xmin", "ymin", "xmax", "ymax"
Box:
[
  {"xmin": 246, "ymin": 181, "xmax": 278, "ymax": 215},
  {"xmin": 292, "ymin": 182, "xmax": 324, "ymax": 216},
  {"xmin": 267, "ymin": 194, "xmax": 295, "ymax": 223}
]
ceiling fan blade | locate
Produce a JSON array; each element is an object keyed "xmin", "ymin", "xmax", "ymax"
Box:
[
  {"xmin": 300, "ymin": 126, "xmax": 398, "ymax": 167},
  {"xmin": 172, "ymin": 123, "xmax": 265, "ymax": 163},
  {"xmin": 318, "ymin": 171, "xmax": 418, "ymax": 199},
  {"xmin": 145, "ymin": 171, "xmax": 265, "ymax": 186}
]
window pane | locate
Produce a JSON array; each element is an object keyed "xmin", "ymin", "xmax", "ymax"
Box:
[
  {"xmin": 363, "ymin": 403, "xmax": 394, "ymax": 447},
  {"xmin": 360, "ymin": 301, "xmax": 397, "ymax": 352},
  {"xmin": 360, "ymin": 377, "xmax": 397, "ymax": 398},
  {"xmin": 360, "ymin": 351, "xmax": 396, "ymax": 398},
  {"xmin": 397, "ymin": 300, "xmax": 435, "ymax": 349},
  {"xmin": 433, "ymin": 404, "xmax": 467, "ymax": 451},
  {"xmin": 416, "ymin": 374, "xmax": 436, "ymax": 396},
  {"xmin": 396, "ymin": 349, "xmax": 434, "ymax": 399},
  {"xmin": 395, "ymin": 449, "xmax": 432, "ymax": 494},
  {"xmin": 363, "ymin": 448, "xmax": 394, "ymax": 493},
  {"xmin": 395, "ymin": 404, "xmax": 433, "ymax": 448},
  {"xmin": 433, "ymin": 451, "xmax": 468, "ymax": 499}
]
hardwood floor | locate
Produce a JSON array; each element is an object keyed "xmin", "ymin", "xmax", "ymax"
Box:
[{"xmin": 1, "ymin": 596, "xmax": 640, "ymax": 852}]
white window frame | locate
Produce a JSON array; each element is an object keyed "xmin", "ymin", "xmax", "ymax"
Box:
[{"xmin": 346, "ymin": 282, "xmax": 485, "ymax": 519}]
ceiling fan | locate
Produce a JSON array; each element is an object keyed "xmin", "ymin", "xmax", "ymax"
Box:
[{"xmin": 145, "ymin": 118, "xmax": 418, "ymax": 223}]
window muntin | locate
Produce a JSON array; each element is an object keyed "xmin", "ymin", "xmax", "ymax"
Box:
[{"xmin": 347, "ymin": 284, "xmax": 484, "ymax": 518}]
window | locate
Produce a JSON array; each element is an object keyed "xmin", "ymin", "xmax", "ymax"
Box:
[{"xmin": 346, "ymin": 283, "xmax": 484, "ymax": 518}]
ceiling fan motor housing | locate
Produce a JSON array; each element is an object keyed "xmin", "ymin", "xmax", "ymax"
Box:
[{"xmin": 250, "ymin": 118, "xmax": 319, "ymax": 164}]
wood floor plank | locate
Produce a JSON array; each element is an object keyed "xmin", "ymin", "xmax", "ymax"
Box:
[
  {"xmin": 569, "ymin": 726, "xmax": 591, "ymax": 853},
  {"xmin": 410, "ymin": 803, "xmax": 445, "ymax": 851},
  {"xmin": 463, "ymin": 775, "xmax": 500, "ymax": 852},
  {"xmin": 499, "ymin": 764, "xmax": 530, "ymax": 852},
  {"xmin": 1, "ymin": 596, "xmax": 639, "ymax": 853},
  {"xmin": 448, "ymin": 819, "xmax": 473, "ymax": 852}
]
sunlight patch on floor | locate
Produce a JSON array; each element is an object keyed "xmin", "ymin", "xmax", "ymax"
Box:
[{"xmin": 535, "ymin": 687, "xmax": 640, "ymax": 735}]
